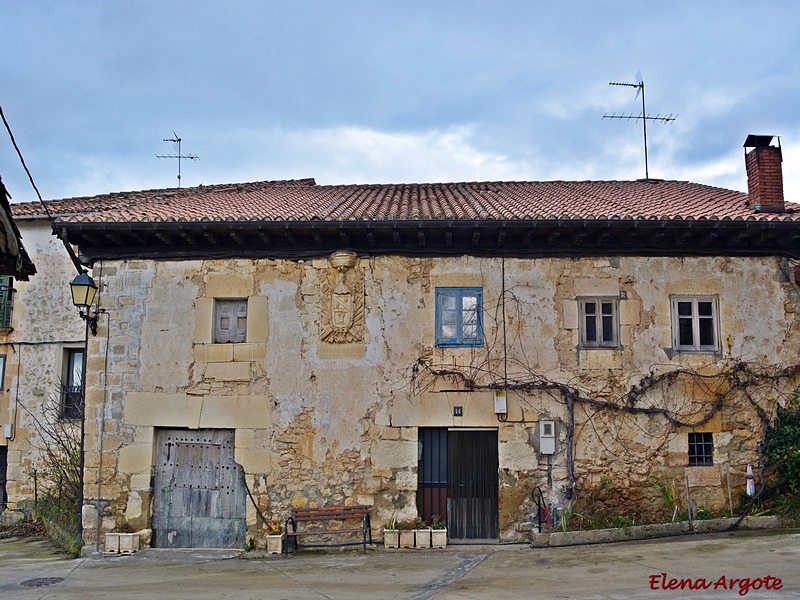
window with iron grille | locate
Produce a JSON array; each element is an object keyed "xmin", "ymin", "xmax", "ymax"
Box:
[
  {"xmin": 0, "ymin": 276, "xmax": 13, "ymax": 329},
  {"xmin": 578, "ymin": 297, "xmax": 619, "ymax": 348},
  {"xmin": 214, "ymin": 299, "xmax": 248, "ymax": 343},
  {"xmin": 688, "ymin": 432, "xmax": 714, "ymax": 466},
  {"xmin": 435, "ymin": 288, "xmax": 483, "ymax": 347},
  {"xmin": 61, "ymin": 348, "xmax": 84, "ymax": 420}
]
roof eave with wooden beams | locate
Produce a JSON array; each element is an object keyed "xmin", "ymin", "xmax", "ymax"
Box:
[{"xmin": 58, "ymin": 217, "xmax": 800, "ymax": 265}]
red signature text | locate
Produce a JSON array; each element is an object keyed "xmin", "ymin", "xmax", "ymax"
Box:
[{"xmin": 648, "ymin": 573, "xmax": 783, "ymax": 596}]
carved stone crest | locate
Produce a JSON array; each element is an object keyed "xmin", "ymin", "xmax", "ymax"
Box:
[{"xmin": 320, "ymin": 250, "xmax": 364, "ymax": 344}]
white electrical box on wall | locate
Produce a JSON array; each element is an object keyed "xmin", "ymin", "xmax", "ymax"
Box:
[
  {"xmin": 540, "ymin": 420, "xmax": 555, "ymax": 455},
  {"xmin": 3, "ymin": 423, "xmax": 13, "ymax": 439},
  {"xmin": 494, "ymin": 390, "xmax": 507, "ymax": 414}
]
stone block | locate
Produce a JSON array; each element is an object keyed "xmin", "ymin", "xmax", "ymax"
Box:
[
  {"xmin": 129, "ymin": 472, "xmax": 151, "ymax": 490},
  {"xmin": 126, "ymin": 392, "xmax": 201, "ymax": 428},
  {"xmin": 620, "ymin": 297, "xmax": 641, "ymax": 325},
  {"xmin": 232, "ymin": 343, "xmax": 254, "ymax": 362},
  {"xmin": 247, "ymin": 296, "xmax": 269, "ymax": 343},
  {"xmin": 686, "ymin": 466, "xmax": 722, "ymax": 487},
  {"xmin": 499, "ymin": 440, "xmax": 538, "ymax": 472},
  {"xmin": 205, "ymin": 361, "xmax": 251, "ymax": 381},
  {"xmin": 578, "ymin": 350, "xmax": 622, "ymax": 370},
  {"xmin": 372, "ymin": 440, "xmax": 417, "ymax": 470},
  {"xmin": 206, "ymin": 273, "xmax": 252, "ymax": 298},
  {"xmin": 207, "ymin": 344, "xmax": 234, "ymax": 363},
  {"xmin": 562, "ymin": 300, "xmax": 578, "ymax": 330},
  {"xmin": 234, "ymin": 448, "xmax": 272, "ymax": 473},
  {"xmin": 394, "ymin": 471, "xmax": 418, "ymax": 491},
  {"xmin": 194, "ymin": 298, "xmax": 214, "ymax": 344},
  {"xmin": 198, "ymin": 395, "xmax": 270, "ymax": 429},
  {"xmin": 236, "ymin": 428, "xmax": 255, "ymax": 449},
  {"xmin": 573, "ymin": 277, "xmax": 620, "ymax": 297},
  {"xmin": 118, "ymin": 444, "xmax": 153, "ymax": 474}
]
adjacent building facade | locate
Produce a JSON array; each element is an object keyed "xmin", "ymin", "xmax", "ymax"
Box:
[{"xmin": 4, "ymin": 136, "xmax": 800, "ymax": 551}]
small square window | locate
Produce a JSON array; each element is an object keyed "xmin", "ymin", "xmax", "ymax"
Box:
[
  {"xmin": 671, "ymin": 296, "xmax": 719, "ymax": 352},
  {"xmin": 688, "ymin": 432, "xmax": 714, "ymax": 466},
  {"xmin": 578, "ymin": 297, "xmax": 619, "ymax": 348},
  {"xmin": 214, "ymin": 299, "xmax": 248, "ymax": 343},
  {"xmin": 435, "ymin": 288, "xmax": 483, "ymax": 347}
]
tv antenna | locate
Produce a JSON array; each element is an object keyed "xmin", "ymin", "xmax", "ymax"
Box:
[
  {"xmin": 156, "ymin": 132, "xmax": 199, "ymax": 188},
  {"xmin": 602, "ymin": 72, "xmax": 677, "ymax": 179}
]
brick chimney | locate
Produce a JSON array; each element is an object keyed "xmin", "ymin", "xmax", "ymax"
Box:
[{"xmin": 744, "ymin": 134, "xmax": 784, "ymax": 212}]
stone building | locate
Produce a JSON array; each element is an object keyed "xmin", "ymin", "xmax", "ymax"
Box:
[
  {"xmin": 0, "ymin": 214, "xmax": 84, "ymax": 520},
  {"xmin": 5, "ymin": 135, "xmax": 800, "ymax": 551}
]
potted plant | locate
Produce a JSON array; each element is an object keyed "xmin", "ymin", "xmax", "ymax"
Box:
[
  {"xmin": 414, "ymin": 516, "xmax": 431, "ymax": 549},
  {"xmin": 266, "ymin": 519, "xmax": 285, "ymax": 555},
  {"xmin": 383, "ymin": 517, "xmax": 399, "ymax": 549},
  {"xmin": 398, "ymin": 520, "xmax": 416, "ymax": 548},
  {"xmin": 109, "ymin": 522, "xmax": 140, "ymax": 555},
  {"xmin": 430, "ymin": 515, "xmax": 447, "ymax": 548}
]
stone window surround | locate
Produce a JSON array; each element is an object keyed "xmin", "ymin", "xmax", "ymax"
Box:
[{"xmin": 194, "ymin": 296, "xmax": 269, "ymax": 365}]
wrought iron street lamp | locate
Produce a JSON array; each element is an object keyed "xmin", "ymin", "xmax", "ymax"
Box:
[
  {"xmin": 69, "ymin": 271, "xmax": 99, "ymax": 336},
  {"xmin": 68, "ymin": 269, "xmax": 100, "ymax": 546}
]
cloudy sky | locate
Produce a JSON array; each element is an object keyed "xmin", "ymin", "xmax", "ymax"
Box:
[{"xmin": 1, "ymin": 1, "xmax": 799, "ymax": 202}]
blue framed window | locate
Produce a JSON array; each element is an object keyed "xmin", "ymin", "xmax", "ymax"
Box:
[{"xmin": 435, "ymin": 288, "xmax": 483, "ymax": 347}]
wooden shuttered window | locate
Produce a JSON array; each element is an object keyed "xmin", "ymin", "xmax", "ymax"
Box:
[{"xmin": 214, "ymin": 299, "xmax": 248, "ymax": 343}]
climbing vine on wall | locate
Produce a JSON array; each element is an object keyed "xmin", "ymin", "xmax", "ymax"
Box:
[{"xmin": 401, "ymin": 282, "xmax": 800, "ymax": 497}]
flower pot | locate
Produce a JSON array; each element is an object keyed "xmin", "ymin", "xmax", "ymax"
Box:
[
  {"xmin": 399, "ymin": 529, "xmax": 415, "ymax": 548},
  {"xmin": 431, "ymin": 528, "xmax": 447, "ymax": 548},
  {"xmin": 415, "ymin": 527, "xmax": 431, "ymax": 549},
  {"xmin": 104, "ymin": 533, "xmax": 120, "ymax": 555},
  {"xmin": 384, "ymin": 528, "xmax": 399, "ymax": 548},
  {"xmin": 266, "ymin": 533, "xmax": 285, "ymax": 555},
  {"xmin": 118, "ymin": 533, "xmax": 140, "ymax": 555}
]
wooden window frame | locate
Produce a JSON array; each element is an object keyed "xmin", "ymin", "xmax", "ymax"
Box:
[
  {"xmin": 214, "ymin": 298, "xmax": 248, "ymax": 343},
  {"xmin": 578, "ymin": 297, "xmax": 620, "ymax": 349},
  {"xmin": 670, "ymin": 295, "xmax": 720, "ymax": 353},
  {"xmin": 435, "ymin": 287, "xmax": 484, "ymax": 347}
]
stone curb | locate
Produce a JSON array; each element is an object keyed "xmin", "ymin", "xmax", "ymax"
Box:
[{"xmin": 532, "ymin": 515, "xmax": 785, "ymax": 547}]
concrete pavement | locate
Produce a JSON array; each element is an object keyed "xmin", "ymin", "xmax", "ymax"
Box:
[{"xmin": 1, "ymin": 529, "xmax": 798, "ymax": 599}]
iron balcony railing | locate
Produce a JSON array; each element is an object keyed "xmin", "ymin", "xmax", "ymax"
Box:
[{"xmin": 60, "ymin": 385, "xmax": 83, "ymax": 420}]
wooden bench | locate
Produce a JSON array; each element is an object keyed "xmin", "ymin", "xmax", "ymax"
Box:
[{"xmin": 284, "ymin": 505, "xmax": 372, "ymax": 556}]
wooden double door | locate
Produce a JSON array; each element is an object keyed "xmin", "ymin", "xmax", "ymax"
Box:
[
  {"xmin": 417, "ymin": 428, "xmax": 499, "ymax": 540},
  {"xmin": 152, "ymin": 429, "xmax": 246, "ymax": 548}
]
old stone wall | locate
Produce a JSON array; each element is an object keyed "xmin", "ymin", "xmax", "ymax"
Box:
[
  {"xmin": 80, "ymin": 253, "xmax": 800, "ymax": 545},
  {"xmin": 0, "ymin": 220, "xmax": 87, "ymax": 513}
]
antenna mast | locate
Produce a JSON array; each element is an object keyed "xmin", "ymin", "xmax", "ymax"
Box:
[
  {"xmin": 156, "ymin": 132, "xmax": 199, "ymax": 188},
  {"xmin": 603, "ymin": 73, "xmax": 677, "ymax": 179}
]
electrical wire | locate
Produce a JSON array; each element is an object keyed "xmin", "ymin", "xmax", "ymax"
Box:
[{"xmin": 0, "ymin": 104, "xmax": 83, "ymax": 273}]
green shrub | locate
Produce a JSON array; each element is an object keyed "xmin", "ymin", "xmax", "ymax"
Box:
[{"xmin": 764, "ymin": 403, "xmax": 800, "ymax": 492}]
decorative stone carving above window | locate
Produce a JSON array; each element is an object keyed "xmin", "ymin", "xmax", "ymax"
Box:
[{"xmin": 320, "ymin": 250, "xmax": 364, "ymax": 348}]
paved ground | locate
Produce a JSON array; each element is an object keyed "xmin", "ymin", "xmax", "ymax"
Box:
[{"xmin": 0, "ymin": 529, "xmax": 798, "ymax": 599}]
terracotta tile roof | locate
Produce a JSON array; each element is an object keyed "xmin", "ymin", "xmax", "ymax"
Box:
[{"xmin": 11, "ymin": 178, "xmax": 800, "ymax": 224}]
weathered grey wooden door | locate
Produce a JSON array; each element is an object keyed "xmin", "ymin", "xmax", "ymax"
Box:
[{"xmin": 152, "ymin": 429, "xmax": 246, "ymax": 548}]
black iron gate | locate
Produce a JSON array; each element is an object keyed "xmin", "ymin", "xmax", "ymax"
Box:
[
  {"xmin": 417, "ymin": 428, "xmax": 498, "ymax": 540},
  {"xmin": 0, "ymin": 445, "xmax": 7, "ymax": 511},
  {"xmin": 417, "ymin": 428, "xmax": 448, "ymax": 524}
]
